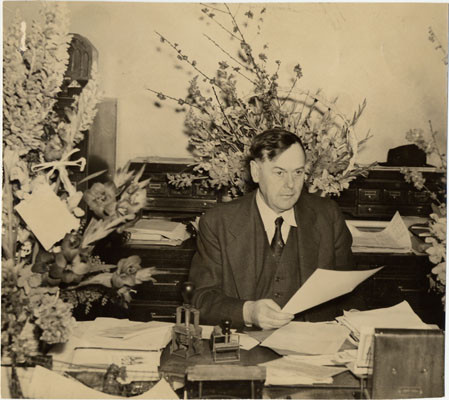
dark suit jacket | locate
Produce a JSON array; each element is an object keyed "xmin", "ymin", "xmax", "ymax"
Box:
[{"xmin": 189, "ymin": 190, "xmax": 361, "ymax": 328}]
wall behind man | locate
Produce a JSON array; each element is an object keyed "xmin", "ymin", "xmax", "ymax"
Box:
[{"xmin": 4, "ymin": 2, "xmax": 447, "ymax": 168}]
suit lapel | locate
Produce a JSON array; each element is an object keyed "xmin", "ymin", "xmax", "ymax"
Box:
[
  {"xmin": 295, "ymin": 194, "xmax": 321, "ymax": 284},
  {"xmin": 227, "ymin": 192, "xmax": 262, "ymax": 299}
]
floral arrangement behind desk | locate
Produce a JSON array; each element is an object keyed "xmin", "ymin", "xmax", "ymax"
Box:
[
  {"xmin": 2, "ymin": 3, "xmax": 160, "ymax": 367},
  {"xmin": 401, "ymin": 124, "xmax": 446, "ymax": 305},
  {"xmin": 149, "ymin": 5, "xmax": 372, "ymax": 198}
]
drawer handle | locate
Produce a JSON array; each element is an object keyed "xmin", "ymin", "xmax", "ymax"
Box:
[
  {"xmin": 150, "ymin": 312, "xmax": 176, "ymax": 319},
  {"xmin": 153, "ymin": 280, "xmax": 180, "ymax": 287},
  {"xmin": 398, "ymin": 286, "xmax": 420, "ymax": 293}
]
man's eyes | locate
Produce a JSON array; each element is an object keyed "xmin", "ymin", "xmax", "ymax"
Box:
[{"xmin": 273, "ymin": 170, "xmax": 303, "ymax": 177}]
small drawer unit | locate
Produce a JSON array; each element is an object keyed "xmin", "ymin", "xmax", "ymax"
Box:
[
  {"xmin": 129, "ymin": 157, "xmax": 218, "ymax": 216},
  {"xmin": 333, "ymin": 167, "xmax": 443, "ymax": 219}
]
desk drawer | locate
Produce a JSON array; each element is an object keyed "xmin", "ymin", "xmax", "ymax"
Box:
[
  {"xmin": 383, "ymin": 189, "xmax": 408, "ymax": 203},
  {"xmin": 133, "ymin": 269, "xmax": 189, "ymax": 301},
  {"xmin": 358, "ymin": 188, "xmax": 382, "ymax": 203},
  {"xmin": 129, "ymin": 300, "xmax": 179, "ymax": 322}
]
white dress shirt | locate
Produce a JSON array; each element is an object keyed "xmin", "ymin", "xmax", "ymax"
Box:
[{"xmin": 255, "ymin": 189, "xmax": 298, "ymax": 244}]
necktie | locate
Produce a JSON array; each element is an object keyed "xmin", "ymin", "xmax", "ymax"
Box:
[{"xmin": 270, "ymin": 217, "xmax": 285, "ymax": 259}]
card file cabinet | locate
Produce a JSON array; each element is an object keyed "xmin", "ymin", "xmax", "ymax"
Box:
[
  {"xmin": 332, "ymin": 168, "xmax": 443, "ymax": 219},
  {"xmin": 129, "ymin": 158, "xmax": 218, "ymax": 216}
]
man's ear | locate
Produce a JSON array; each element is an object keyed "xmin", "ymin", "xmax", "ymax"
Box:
[{"xmin": 250, "ymin": 160, "xmax": 260, "ymax": 183}]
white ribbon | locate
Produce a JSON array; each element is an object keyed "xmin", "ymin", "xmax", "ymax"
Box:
[{"xmin": 31, "ymin": 149, "xmax": 86, "ymax": 196}]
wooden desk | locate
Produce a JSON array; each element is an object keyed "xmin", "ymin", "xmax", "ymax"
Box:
[{"xmin": 160, "ymin": 340, "xmax": 364, "ymax": 399}]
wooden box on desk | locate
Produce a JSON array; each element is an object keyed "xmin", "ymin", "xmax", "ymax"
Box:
[{"xmin": 367, "ymin": 328, "xmax": 444, "ymax": 399}]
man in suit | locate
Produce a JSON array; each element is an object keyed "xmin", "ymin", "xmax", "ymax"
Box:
[{"xmin": 189, "ymin": 128, "xmax": 356, "ymax": 330}]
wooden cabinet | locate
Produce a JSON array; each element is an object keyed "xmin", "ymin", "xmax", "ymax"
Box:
[{"xmin": 353, "ymin": 253, "xmax": 444, "ymax": 327}]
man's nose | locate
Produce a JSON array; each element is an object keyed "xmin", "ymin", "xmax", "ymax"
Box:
[{"xmin": 285, "ymin": 173, "xmax": 294, "ymax": 188}]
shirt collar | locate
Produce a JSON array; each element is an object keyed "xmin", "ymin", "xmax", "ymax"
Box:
[{"xmin": 255, "ymin": 189, "xmax": 297, "ymax": 228}]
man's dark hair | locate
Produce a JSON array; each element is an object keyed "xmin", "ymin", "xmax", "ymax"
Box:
[{"xmin": 247, "ymin": 128, "xmax": 306, "ymax": 162}]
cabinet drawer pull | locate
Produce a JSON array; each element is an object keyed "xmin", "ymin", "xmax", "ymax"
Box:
[
  {"xmin": 150, "ymin": 312, "xmax": 176, "ymax": 319},
  {"xmin": 153, "ymin": 280, "xmax": 180, "ymax": 287},
  {"xmin": 398, "ymin": 287, "xmax": 420, "ymax": 293}
]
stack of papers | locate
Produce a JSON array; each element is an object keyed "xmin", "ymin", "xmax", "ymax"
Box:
[
  {"xmin": 126, "ymin": 218, "xmax": 190, "ymax": 246},
  {"xmin": 336, "ymin": 301, "xmax": 435, "ymax": 374},
  {"xmin": 346, "ymin": 212, "xmax": 412, "ymax": 253},
  {"xmin": 49, "ymin": 319, "xmax": 174, "ymax": 381}
]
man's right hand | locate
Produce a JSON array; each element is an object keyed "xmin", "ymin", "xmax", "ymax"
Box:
[{"xmin": 244, "ymin": 299, "xmax": 294, "ymax": 330}]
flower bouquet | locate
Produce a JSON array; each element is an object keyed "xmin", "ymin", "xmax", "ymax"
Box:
[
  {"xmin": 1, "ymin": 3, "xmax": 161, "ymax": 370},
  {"xmin": 149, "ymin": 5, "xmax": 372, "ymax": 198}
]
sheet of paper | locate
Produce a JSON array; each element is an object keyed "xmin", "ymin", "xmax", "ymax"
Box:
[
  {"xmin": 238, "ymin": 333, "xmax": 260, "ymax": 350},
  {"xmin": 282, "ymin": 266, "xmax": 384, "ymax": 314},
  {"xmin": 346, "ymin": 211, "xmax": 412, "ymax": 251},
  {"xmin": 15, "ymin": 183, "xmax": 80, "ymax": 250},
  {"xmin": 261, "ymin": 321, "xmax": 350, "ymax": 355},
  {"xmin": 287, "ymin": 350, "xmax": 356, "ymax": 366},
  {"xmin": 259, "ymin": 356, "xmax": 346, "ymax": 386},
  {"xmin": 126, "ymin": 218, "xmax": 190, "ymax": 241},
  {"xmin": 28, "ymin": 366, "xmax": 178, "ymax": 399},
  {"xmin": 95, "ymin": 319, "xmax": 173, "ymax": 340}
]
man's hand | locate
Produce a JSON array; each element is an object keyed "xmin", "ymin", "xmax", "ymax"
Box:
[{"xmin": 244, "ymin": 299, "xmax": 294, "ymax": 330}]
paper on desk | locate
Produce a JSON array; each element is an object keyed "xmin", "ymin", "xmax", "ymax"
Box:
[
  {"xmin": 79, "ymin": 318, "xmax": 174, "ymax": 350},
  {"xmin": 346, "ymin": 211, "xmax": 412, "ymax": 252},
  {"xmin": 126, "ymin": 218, "xmax": 190, "ymax": 241},
  {"xmin": 261, "ymin": 321, "xmax": 350, "ymax": 355},
  {"xmin": 336, "ymin": 300, "xmax": 431, "ymax": 338},
  {"xmin": 96, "ymin": 319, "xmax": 174, "ymax": 340},
  {"xmin": 259, "ymin": 357, "xmax": 346, "ymax": 386},
  {"xmin": 287, "ymin": 350, "xmax": 357, "ymax": 366},
  {"xmin": 15, "ymin": 183, "xmax": 80, "ymax": 250},
  {"xmin": 336, "ymin": 301, "xmax": 435, "ymax": 373},
  {"xmin": 282, "ymin": 266, "xmax": 383, "ymax": 314},
  {"xmin": 28, "ymin": 365, "xmax": 178, "ymax": 399}
]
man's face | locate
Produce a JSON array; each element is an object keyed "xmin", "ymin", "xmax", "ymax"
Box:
[{"xmin": 250, "ymin": 143, "xmax": 306, "ymax": 213}]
